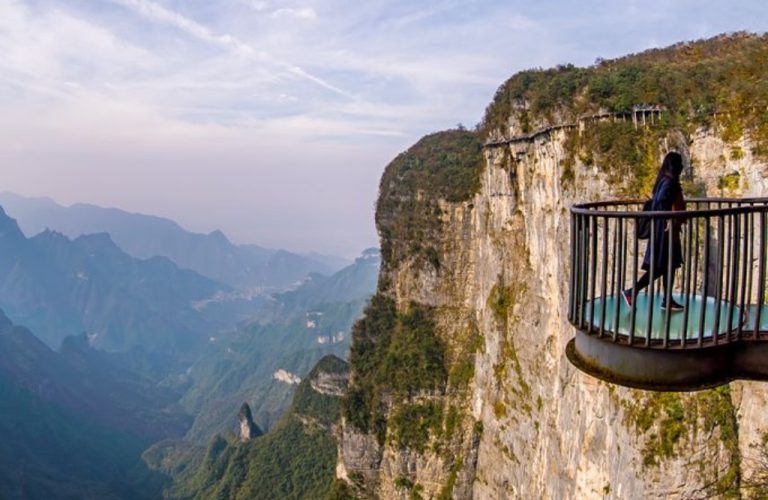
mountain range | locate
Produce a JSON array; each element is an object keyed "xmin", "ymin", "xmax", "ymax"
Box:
[
  {"xmin": 0, "ymin": 192, "xmax": 348, "ymax": 290},
  {"xmin": 0, "ymin": 206, "xmax": 227, "ymax": 353}
]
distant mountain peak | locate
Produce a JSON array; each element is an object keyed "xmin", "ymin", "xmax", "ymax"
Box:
[
  {"xmin": 71, "ymin": 232, "xmax": 123, "ymax": 254},
  {"xmin": 357, "ymin": 247, "xmax": 381, "ymax": 265},
  {"xmin": 208, "ymin": 229, "xmax": 231, "ymax": 244},
  {"xmin": 75, "ymin": 232, "xmax": 114, "ymax": 243},
  {"xmin": 36, "ymin": 227, "xmax": 69, "ymax": 240},
  {"xmin": 0, "ymin": 191, "xmax": 57, "ymax": 206},
  {"xmin": 0, "ymin": 308, "xmax": 12, "ymax": 331},
  {"xmin": 0, "ymin": 205, "xmax": 25, "ymax": 241}
]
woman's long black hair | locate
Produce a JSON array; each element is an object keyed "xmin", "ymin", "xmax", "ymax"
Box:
[{"xmin": 652, "ymin": 152, "xmax": 684, "ymax": 193}]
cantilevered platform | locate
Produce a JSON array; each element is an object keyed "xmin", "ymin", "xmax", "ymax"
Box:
[
  {"xmin": 566, "ymin": 333, "xmax": 768, "ymax": 391},
  {"xmin": 568, "ymin": 197, "xmax": 768, "ymax": 391}
]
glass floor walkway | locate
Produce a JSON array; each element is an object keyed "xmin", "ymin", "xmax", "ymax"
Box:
[{"xmin": 583, "ymin": 293, "xmax": 745, "ymax": 341}]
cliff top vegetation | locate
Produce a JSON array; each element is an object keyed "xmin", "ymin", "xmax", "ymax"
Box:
[{"xmin": 481, "ymin": 32, "xmax": 768, "ymax": 154}]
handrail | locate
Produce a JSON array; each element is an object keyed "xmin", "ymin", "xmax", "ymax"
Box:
[
  {"xmin": 569, "ymin": 197, "xmax": 768, "ymax": 350},
  {"xmin": 572, "ymin": 197, "xmax": 768, "ymax": 218}
]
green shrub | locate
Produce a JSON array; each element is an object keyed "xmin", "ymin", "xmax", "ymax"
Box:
[
  {"xmin": 328, "ymin": 478, "xmax": 357, "ymax": 500},
  {"xmin": 390, "ymin": 402, "xmax": 443, "ymax": 452},
  {"xmin": 718, "ymin": 172, "xmax": 741, "ymax": 193},
  {"xmin": 344, "ymin": 296, "xmax": 448, "ymax": 444}
]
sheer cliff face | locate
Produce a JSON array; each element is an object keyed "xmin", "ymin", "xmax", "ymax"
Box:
[{"xmin": 338, "ymin": 120, "xmax": 768, "ymax": 498}]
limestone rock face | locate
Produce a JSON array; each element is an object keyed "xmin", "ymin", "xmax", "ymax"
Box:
[
  {"xmin": 311, "ymin": 369, "xmax": 349, "ymax": 397},
  {"xmin": 238, "ymin": 402, "xmax": 262, "ymax": 442},
  {"xmin": 338, "ymin": 119, "xmax": 768, "ymax": 498}
]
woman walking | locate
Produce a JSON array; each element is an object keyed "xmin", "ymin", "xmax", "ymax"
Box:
[{"xmin": 623, "ymin": 152, "xmax": 686, "ymax": 311}]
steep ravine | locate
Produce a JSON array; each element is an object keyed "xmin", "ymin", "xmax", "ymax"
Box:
[{"xmin": 337, "ymin": 36, "xmax": 768, "ymax": 499}]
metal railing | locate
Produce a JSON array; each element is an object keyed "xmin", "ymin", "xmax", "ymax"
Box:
[{"xmin": 569, "ymin": 198, "xmax": 768, "ymax": 349}]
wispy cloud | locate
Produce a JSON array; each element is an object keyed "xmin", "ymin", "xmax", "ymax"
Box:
[
  {"xmin": 1, "ymin": 0, "xmax": 766, "ymax": 255},
  {"xmin": 111, "ymin": 0, "xmax": 254, "ymax": 54},
  {"xmin": 271, "ymin": 7, "xmax": 317, "ymax": 20},
  {"xmin": 111, "ymin": 0, "xmax": 347, "ymax": 98}
]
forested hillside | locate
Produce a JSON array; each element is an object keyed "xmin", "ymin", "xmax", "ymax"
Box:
[{"xmin": 0, "ymin": 310, "xmax": 189, "ymax": 499}]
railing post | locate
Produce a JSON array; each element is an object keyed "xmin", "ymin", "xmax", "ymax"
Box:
[
  {"xmin": 569, "ymin": 213, "xmax": 576, "ymax": 323},
  {"xmin": 612, "ymin": 218, "xmax": 624, "ymax": 342},
  {"xmin": 574, "ymin": 214, "xmax": 584, "ymax": 329},
  {"xmin": 589, "ymin": 215, "xmax": 598, "ymax": 333},
  {"xmin": 681, "ymin": 211, "xmax": 695, "ymax": 345},
  {"xmin": 726, "ymin": 212, "xmax": 740, "ymax": 341},
  {"xmin": 646, "ymin": 218, "xmax": 656, "ymax": 346},
  {"xmin": 584, "ymin": 213, "xmax": 591, "ymax": 329},
  {"xmin": 698, "ymin": 218, "xmax": 711, "ymax": 347},
  {"xmin": 737, "ymin": 211, "xmax": 749, "ymax": 340},
  {"xmin": 663, "ymin": 214, "xmax": 674, "ymax": 347},
  {"xmin": 599, "ymin": 217, "xmax": 610, "ymax": 337},
  {"xmin": 723, "ymin": 209, "xmax": 733, "ymax": 325},
  {"xmin": 630, "ymin": 216, "xmax": 639, "ymax": 344},
  {"xmin": 741, "ymin": 208, "xmax": 754, "ymax": 339},
  {"xmin": 713, "ymin": 215, "xmax": 726, "ymax": 344},
  {"xmin": 755, "ymin": 212, "xmax": 766, "ymax": 338}
]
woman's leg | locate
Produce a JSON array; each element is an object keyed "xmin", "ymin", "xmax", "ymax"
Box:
[
  {"xmin": 625, "ymin": 268, "xmax": 683, "ymax": 309},
  {"xmin": 662, "ymin": 270, "xmax": 676, "ymax": 301},
  {"xmin": 624, "ymin": 268, "xmax": 670, "ymax": 299},
  {"xmin": 623, "ymin": 272, "xmax": 654, "ymax": 305},
  {"xmin": 633, "ymin": 272, "xmax": 651, "ymax": 293},
  {"xmin": 628, "ymin": 269, "xmax": 665, "ymax": 295},
  {"xmin": 660, "ymin": 270, "xmax": 684, "ymax": 309}
]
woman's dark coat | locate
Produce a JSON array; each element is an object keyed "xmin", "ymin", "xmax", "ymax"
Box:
[{"xmin": 642, "ymin": 176, "xmax": 685, "ymax": 274}]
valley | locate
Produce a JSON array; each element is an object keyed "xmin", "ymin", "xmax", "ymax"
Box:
[{"xmin": 0, "ymin": 200, "xmax": 377, "ymax": 499}]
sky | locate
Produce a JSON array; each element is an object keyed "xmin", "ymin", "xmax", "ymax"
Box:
[{"xmin": 0, "ymin": 1, "xmax": 766, "ymax": 257}]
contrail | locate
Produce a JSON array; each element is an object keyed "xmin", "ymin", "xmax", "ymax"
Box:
[
  {"xmin": 285, "ymin": 65, "xmax": 352, "ymax": 99},
  {"xmin": 109, "ymin": 0, "xmax": 353, "ymax": 99}
]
